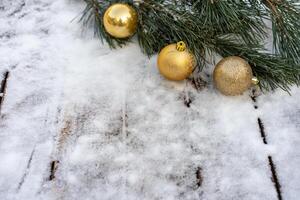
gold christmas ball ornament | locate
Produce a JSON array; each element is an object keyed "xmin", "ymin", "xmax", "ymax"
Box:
[
  {"xmin": 103, "ymin": 3, "xmax": 138, "ymax": 39},
  {"xmin": 157, "ymin": 41, "xmax": 196, "ymax": 81},
  {"xmin": 213, "ymin": 56, "xmax": 259, "ymax": 96}
]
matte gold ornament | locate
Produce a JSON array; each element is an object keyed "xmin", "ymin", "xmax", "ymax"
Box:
[
  {"xmin": 213, "ymin": 56, "xmax": 259, "ymax": 96},
  {"xmin": 157, "ymin": 41, "xmax": 196, "ymax": 81},
  {"xmin": 103, "ymin": 3, "xmax": 138, "ymax": 38}
]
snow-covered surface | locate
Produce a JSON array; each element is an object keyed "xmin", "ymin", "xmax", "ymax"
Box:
[{"xmin": 0, "ymin": 0, "xmax": 299, "ymax": 199}]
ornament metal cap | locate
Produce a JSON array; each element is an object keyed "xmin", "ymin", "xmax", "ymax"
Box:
[
  {"xmin": 252, "ymin": 77, "xmax": 259, "ymax": 85},
  {"xmin": 176, "ymin": 41, "xmax": 186, "ymax": 51}
]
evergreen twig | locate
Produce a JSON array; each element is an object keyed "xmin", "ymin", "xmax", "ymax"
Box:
[
  {"xmin": 80, "ymin": 0, "xmax": 300, "ymax": 92},
  {"xmin": 262, "ymin": 0, "xmax": 300, "ymax": 64}
]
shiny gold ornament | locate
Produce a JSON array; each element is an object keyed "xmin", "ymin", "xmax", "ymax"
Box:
[
  {"xmin": 157, "ymin": 41, "xmax": 196, "ymax": 81},
  {"xmin": 213, "ymin": 56, "xmax": 259, "ymax": 96},
  {"xmin": 103, "ymin": 3, "xmax": 138, "ymax": 38}
]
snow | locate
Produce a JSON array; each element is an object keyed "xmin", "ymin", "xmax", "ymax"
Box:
[{"xmin": 0, "ymin": 0, "xmax": 299, "ymax": 200}]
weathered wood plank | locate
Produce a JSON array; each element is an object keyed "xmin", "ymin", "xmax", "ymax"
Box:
[{"xmin": 258, "ymin": 88, "xmax": 300, "ymax": 200}]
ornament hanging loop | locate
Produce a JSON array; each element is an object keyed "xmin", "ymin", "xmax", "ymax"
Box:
[
  {"xmin": 176, "ymin": 41, "xmax": 186, "ymax": 51},
  {"xmin": 252, "ymin": 77, "xmax": 259, "ymax": 85}
]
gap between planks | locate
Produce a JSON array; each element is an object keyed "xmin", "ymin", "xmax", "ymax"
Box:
[
  {"xmin": 17, "ymin": 148, "xmax": 35, "ymax": 191},
  {"xmin": 0, "ymin": 71, "xmax": 9, "ymax": 114},
  {"xmin": 250, "ymin": 90, "xmax": 283, "ymax": 200},
  {"xmin": 182, "ymin": 79, "xmax": 205, "ymax": 189},
  {"xmin": 49, "ymin": 160, "xmax": 59, "ymax": 181},
  {"xmin": 268, "ymin": 156, "xmax": 283, "ymax": 200},
  {"xmin": 48, "ymin": 119, "xmax": 72, "ymax": 181}
]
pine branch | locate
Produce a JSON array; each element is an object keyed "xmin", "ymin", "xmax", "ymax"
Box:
[
  {"xmin": 262, "ymin": 0, "xmax": 300, "ymax": 63},
  {"xmin": 79, "ymin": 0, "xmax": 300, "ymax": 92},
  {"xmin": 136, "ymin": 0, "xmax": 209, "ymax": 67},
  {"xmin": 191, "ymin": 0, "xmax": 267, "ymax": 45}
]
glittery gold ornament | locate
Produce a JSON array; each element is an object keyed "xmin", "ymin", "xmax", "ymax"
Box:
[
  {"xmin": 213, "ymin": 56, "xmax": 259, "ymax": 96},
  {"xmin": 157, "ymin": 41, "xmax": 196, "ymax": 81},
  {"xmin": 103, "ymin": 3, "xmax": 138, "ymax": 39}
]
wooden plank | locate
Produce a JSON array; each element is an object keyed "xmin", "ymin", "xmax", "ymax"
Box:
[{"xmin": 258, "ymin": 89, "xmax": 300, "ymax": 200}]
